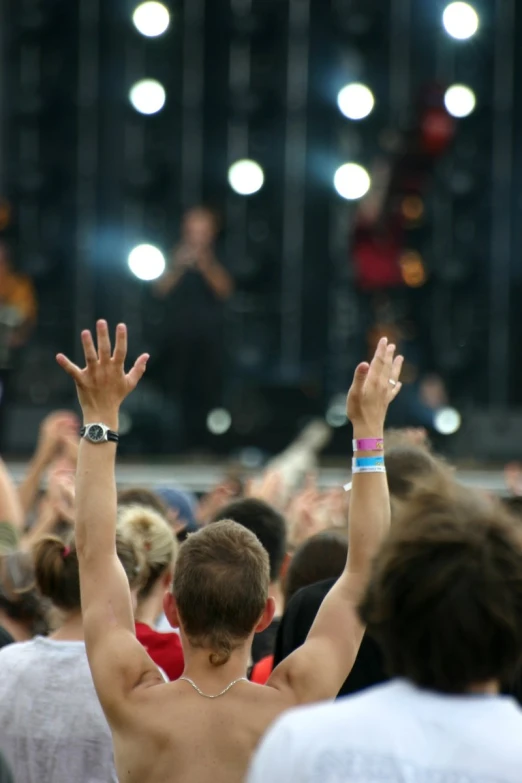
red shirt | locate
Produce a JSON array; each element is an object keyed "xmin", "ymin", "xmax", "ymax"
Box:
[
  {"xmin": 135, "ymin": 622, "xmax": 184, "ymax": 681},
  {"xmin": 250, "ymin": 655, "xmax": 274, "ymax": 686}
]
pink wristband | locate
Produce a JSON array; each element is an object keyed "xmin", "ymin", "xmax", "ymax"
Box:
[{"xmin": 352, "ymin": 438, "xmax": 384, "ymax": 452}]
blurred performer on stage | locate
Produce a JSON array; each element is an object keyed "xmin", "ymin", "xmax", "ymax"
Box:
[
  {"xmin": 0, "ymin": 242, "xmax": 37, "ymax": 357},
  {"xmin": 155, "ymin": 206, "xmax": 234, "ymax": 449},
  {"xmin": 0, "ymin": 241, "xmax": 37, "ymax": 432}
]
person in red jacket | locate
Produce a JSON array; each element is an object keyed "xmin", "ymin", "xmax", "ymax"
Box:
[{"xmin": 118, "ymin": 503, "xmax": 184, "ymax": 681}]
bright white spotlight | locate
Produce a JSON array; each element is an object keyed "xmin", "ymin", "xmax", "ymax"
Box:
[
  {"xmin": 207, "ymin": 408, "xmax": 232, "ymax": 435},
  {"xmin": 442, "ymin": 2, "xmax": 479, "ymax": 40},
  {"xmin": 128, "ymin": 244, "xmax": 166, "ymax": 281},
  {"xmin": 132, "ymin": 1, "xmax": 170, "ymax": 37},
  {"xmin": 434, "ymin": 407, "xmax": 462, "ymax": 435},
  {"xmin": 228, "ymin": 159, "xmax": 264, "ymax": 195},
  {"xmin": 326, "ymin": 394, "xmax": 347, "ymax": 428},
  {"xmin": 334, "ymin": 163, "xmax": 371, "ymax": 200},
  {"xmin": 444, "ymin": 84, "xmax": 476, "ymax": 118},
  {"xmin": 129, "ymin": 79, "xmax": 166, "ymax": 115},
  {"xmin": 337, "ymin": 83, "xmax": 375, "ymax": 120}
]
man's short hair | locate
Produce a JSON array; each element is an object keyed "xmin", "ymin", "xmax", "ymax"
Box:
[
  {"xmin": 173, "ymin": 520, "xmax": 270, "ymax": 666},
  {"xmin": 118, "ymin": 487, "xmax": 169, "ymax": 518},
  {"xmin": 211, "ymin": 498, "xmax": 286, "ymax": 583},
  {"xmin": 284, "ymin": 530, "xmax": 348, "ymax": 607},
  {"xmin": 359, "ymin": 487, "xmax": 522, "ymax": 693}
]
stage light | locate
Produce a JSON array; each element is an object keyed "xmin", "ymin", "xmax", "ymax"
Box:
[
  {"xmin": 337, "ymin": 83, "xmax": 375, "ymax": 121},
  {"xmin": 132, "ymin": 2, "xmax": 170, "ymax": 37},
  {"xmin": 334, "ymin": 163, "xmax": 371, "ymax": 200},
  {"xmin": 444, "ymin": 84, "xmax": 476, "ymax": 118},
  {"xmin": 442, "ymin": 2, "xmax": 479, "ymax": 40},
  {"xmin": 128, "ymin": 244, "xmax": 166, "ymax": 280},
  {"xmin": 326, "ymin": 394, "xmax": 347, "ymax": 428},
  {"xmin": 228, "ymin": 159, "xmax": 264, "ymax": 195},
  {"xmin": 129, "ymin": 79, "xmax": 166, "ymax": 115},
  {"xmin": 207, "ymin": 408, "xmax": 232, "ymax": 435},
  {"xmin": 434, "ymin": 407, "xmax": 462, "ymax": 435}
]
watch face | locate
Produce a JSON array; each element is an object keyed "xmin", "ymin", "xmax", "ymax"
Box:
[{"xmin": 87, "ymin": 424, "xmax": 105, "ymax": 443}]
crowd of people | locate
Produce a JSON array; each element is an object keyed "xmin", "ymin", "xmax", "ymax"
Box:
[{"xmin": 0, "ymin": 322, "xmax": 521, "ymax": 782}]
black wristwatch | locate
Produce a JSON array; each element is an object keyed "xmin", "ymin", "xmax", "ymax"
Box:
[{"xmin": 80, "ymin": 423, "xmax": 119, "ymax": 444}]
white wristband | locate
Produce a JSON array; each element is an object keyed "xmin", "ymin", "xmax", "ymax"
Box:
[{"xmin": 352, "ymin": 465, "xmax": 387, "ymax": 474}]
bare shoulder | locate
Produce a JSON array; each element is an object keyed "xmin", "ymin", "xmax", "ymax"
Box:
[{"xmin": 121, "ymin": 678, "xmax": 294, "ymax": 733}]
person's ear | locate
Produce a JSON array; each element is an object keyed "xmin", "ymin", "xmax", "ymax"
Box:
[
  {"xmin": 163, "ymin": 591, "xmax": 180, "ymax": 629},
  {"xmin": 254, "ymin": 596, "xmax": 276, "ymax": 634}
]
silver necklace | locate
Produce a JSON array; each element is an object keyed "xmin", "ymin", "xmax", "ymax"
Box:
[{"xmin": 179, "ymin": 675, "xmax": 248, "ymax": 699}]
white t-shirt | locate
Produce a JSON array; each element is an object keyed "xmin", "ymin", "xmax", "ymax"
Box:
[
  {"xmin": 0, "ymin": 636, "xmax": 117, "ymax": 783},
  {"xmin": 248, "ymin": 679, "xmax": 522, "ymax": 783}
]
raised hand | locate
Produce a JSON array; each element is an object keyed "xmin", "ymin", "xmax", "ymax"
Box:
[
  {"xmin": 47, "ymin": 466, "xmax": 76, "ymax": 524},
  {"xmin": 246, "ymin": 470, "xmax": 285, "ymax": 510},
  {"xmin": 346, "ymin": 337, "xmax": 403, "ymax": 433},
  {"xmin": 36, "ymin": 410, "xmax": 79, "ymax": 466},
  {"xmin": 56, "ymin": 321, "xmax": 149, "ymax": 422}
]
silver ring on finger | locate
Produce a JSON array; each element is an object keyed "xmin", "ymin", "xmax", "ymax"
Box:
[{"xmin": 388, "ymin": 379, "xmax": 397, "ymax": 387}]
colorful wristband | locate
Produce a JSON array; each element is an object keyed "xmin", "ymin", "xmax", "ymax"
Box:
[
  {"xmin": 353, "ymin": 438, "xmax": 384, "ymax": 452},
  {"xmin": 352, "ymin": 465, "xmax": 387, "ymax": 474},
  {"xmin": 353, "ymin": 456, "xmax": 385, "ymax": 469}
]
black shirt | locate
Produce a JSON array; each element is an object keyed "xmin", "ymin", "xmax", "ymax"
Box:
[
  {"xmin": 167, "ymin": 269, "xmax": 222, "ymax": 334},
  {"xmin": 0, "ymin": 626, "xmax": 14, "ymax": 650},
  {"xmin": 273, "ymin": 578, "xmax": 388, "ymax": 698},
  {"xmin": 0, "ymin": 753, "xmax": 12, "ymax": 783}
]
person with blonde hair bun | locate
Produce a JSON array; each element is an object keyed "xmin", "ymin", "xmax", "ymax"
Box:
[
  {"xmin": 0, "ymin": 532, "xmax": 142, "ymax": 783},
  {"xmin": 118, "ymin": 504, "xmax": 183, "ymax": 681}
]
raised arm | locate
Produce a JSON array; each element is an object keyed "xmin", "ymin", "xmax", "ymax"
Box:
[
  {"xmin": 268, "ymin": 337, "xmax": 403, "ymax": 704},
  {"xmin": 56, "ymin": 321, "xmax": 163, "ymax": 718},
  {"xmin": 0, "ymin": 458, "xmax": 24, "ymax": 533},
  {"xmin": 18, "ymin": 411, "xmax": 78, "ymax": 516}
]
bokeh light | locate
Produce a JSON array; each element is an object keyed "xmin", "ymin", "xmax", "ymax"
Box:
[
  {"xmin": 444, "ymin": 84, "xmax": 476, "ymax": 118},
  {"xmin": 442, "ymin": 2, "xmax": 479, "ymax": 40},
  {"xmin": 434, "ymin": 407, "xmax": 462, "ymax": 435},
  {"xmin": 334, "ymin": 163, "xmax": 371, "ymax": 200},
  {"xmin": 228, "ymin": 159, "xmax": 265, "ymax": 195},
  {"xmin": 132, "ymin": 2, "xmax": 170, "ymax": 37},
  {"xmin": 207, "ymin": 409, "xmax": 232, "ymax": 435},
  {"xmin": 401, "ymin": 195, "xmax": 425, "ymax": 223},
  {"xmin": 128, "ymin": 244, "xmax": 166, "ymax": 281},
  {"xmin": 129, "ymin": 79, "xmax": 166, "ymax": 115},
  {"xmin": 400, "ymin": 250, "xmax": 427, "ymax": 288},
  {"xmin": 337, "ymin": 83, "xmax": 375, "ymax": 121},
  {"xmin": 326, "ymin": 394, "xmax": 347, "ymax": 428}
]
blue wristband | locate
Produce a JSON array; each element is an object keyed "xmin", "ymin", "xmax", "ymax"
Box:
[{"xmin": 352, "ymin": 456, "xmax": 385, "ymax": 469}]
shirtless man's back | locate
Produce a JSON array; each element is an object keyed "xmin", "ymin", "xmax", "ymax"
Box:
[
  {"xmin": 113, "ymin": 678, "xmax": 289, "ymax": 783},
  {"xmin": 57, "ymin": 321, "xmax": 402, "ymax": 783}
]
